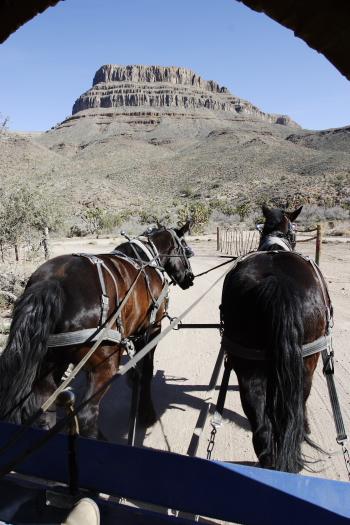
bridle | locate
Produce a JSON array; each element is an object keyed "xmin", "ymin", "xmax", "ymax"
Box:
[
  {"xmin": 257, "ymin": 218, "xmax": 297, "ymax": 252},
  {"xmin": 146, "ymin": 227, "xmax": 193, "ymax": 273}
]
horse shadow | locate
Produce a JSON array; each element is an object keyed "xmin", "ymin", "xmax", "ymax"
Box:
[{"xmin": 93, "ymin": 363, "xmax": 250, "ymax": 448}]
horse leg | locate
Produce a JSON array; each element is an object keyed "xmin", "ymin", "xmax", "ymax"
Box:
[
  {"xmin": 233, "ymin": 359, "xmax": 274, "ymax": 468},
  {"xmin": 303, "ymin": 354, "xmax": 319, "ymax": 435},
  {"xmin": 137, "ymin": 331, "xmax": 160, "ymax": 428},
  {"xmin": 77, "ymin": 345, "xmax": 121, "ymax": 439},
  {"xmin": 27, "ymin": 364, "xmax": 60, "ymax": 430}
]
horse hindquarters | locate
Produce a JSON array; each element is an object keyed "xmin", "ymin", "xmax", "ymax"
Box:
[{"xmin": 0, "ymin": 280, "xmax": 64, "ymax": 425}]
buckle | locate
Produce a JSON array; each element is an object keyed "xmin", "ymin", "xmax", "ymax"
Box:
[{"xmin": 323, "ymin": 350, "xmax": 335, "ymax": 375}]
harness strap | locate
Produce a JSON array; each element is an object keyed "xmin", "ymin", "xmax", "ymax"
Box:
[
  {"xmin": 322, "ymin": 348, "xmax": 348, "ymax": 443},
  {"xmin": 128, "ymin": 239, "xmax": 164, "ymax": 283},
  {"xmin": 75, "ymin": 254, "xmax": 109, "ymax": 325},
  {"xmin": 306, "ymin": 256, "xmax": 333, "ymax": 331},
  {"xmin": 48, "ymin": 328, "xmax": 122, "ymax": 347},
  {"xmin": 75, "ymin": 254, "xmax": 123, "ymax": 332},
  {"xmin": 220, "ymin": 333, "xmax": 333, "ymax": 361},
  {"xmin": 259, "ymin": 236, "xmax": 292, "ymax": 252},
  {"xmin": 149, "ymin": 282, "xmax": 170, "ymax": 326}
]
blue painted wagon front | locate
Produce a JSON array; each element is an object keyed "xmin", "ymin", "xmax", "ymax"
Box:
[{"xmin": 0, "ymin": 421, "xmax": 349, "ymax": 524}]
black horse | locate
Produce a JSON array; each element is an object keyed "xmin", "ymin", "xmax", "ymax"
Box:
[
  {"xmin": 0, "ymin": 222, "xmax": 194, "ymax": 437},
  {"xmin": 221, "ymin": 205, "xmax": 332, "ymax": 472}
]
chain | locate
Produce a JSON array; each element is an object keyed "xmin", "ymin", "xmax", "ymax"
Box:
[
  {"xmin": 341, "ymin": 442, "xmax": 350, "ymax": 481},
  {"xmin": 206, "ymin": 426, "xmax": 217, "ymax": 460}
]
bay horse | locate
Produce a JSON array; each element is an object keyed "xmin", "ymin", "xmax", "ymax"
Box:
[
  {"xmin": 0, "ymin": 222, "xmax": 194, "ymax": 437},
  {"xmin": 220, "ymin": 205, "xmax": 332, "ymax": 472}
]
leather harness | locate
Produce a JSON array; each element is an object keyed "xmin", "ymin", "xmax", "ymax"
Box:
[{"xmin": 47, "ymin": 239, "xmax": 167, "ymax": 348}]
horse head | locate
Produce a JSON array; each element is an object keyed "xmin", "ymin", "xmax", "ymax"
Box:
[
  {"xmin": 258, "ymin": 204, "xmax": 303, "ymax": 251},
  {"xmin": 146, "ymin": 221, "xmax": 194, "ymax": 289}
]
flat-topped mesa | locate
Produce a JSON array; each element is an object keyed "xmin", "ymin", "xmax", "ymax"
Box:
[
  {"xmin": 71, "ymin": 65, "xmax": 300, "ymax": 127},
  {"xmin": 92, "ymin": 65, "xmax": 229, "ymax": 93}
]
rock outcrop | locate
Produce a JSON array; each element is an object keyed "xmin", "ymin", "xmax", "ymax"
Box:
[{"xmin": 71, "ymin": 64, "xmax": 300, "ymax": 128}]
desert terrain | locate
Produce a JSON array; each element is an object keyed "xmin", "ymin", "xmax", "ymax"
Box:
[{"xmin": 1, "ymin": 65, "xmax": 350, "ymax": 227}]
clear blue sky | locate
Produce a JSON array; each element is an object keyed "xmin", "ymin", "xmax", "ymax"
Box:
[{"xmin": 1, "ymin": 0, "xmax": 349, "ymax": 131}]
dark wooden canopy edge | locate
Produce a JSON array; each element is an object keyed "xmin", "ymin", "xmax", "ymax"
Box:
[
  {"xmin": 1, "ymin": 0, "xmax": 350, "ymax": 81},
  {"xmin": 237, "ymin": 0, "xmax": 350, "ymax": 81},
  {"xmin": 0, "ymin": 0, "xmax": 62, "ymax": 44}
]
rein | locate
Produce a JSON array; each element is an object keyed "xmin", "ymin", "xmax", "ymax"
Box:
[{"xmin": 193, "ymin": 257, "xmax": 237, "ymax": 278}]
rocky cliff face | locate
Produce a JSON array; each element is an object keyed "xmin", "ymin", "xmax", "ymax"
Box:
[{"xmin": 71, "ymin": 65, "xmax": 299, "ymax": 128}]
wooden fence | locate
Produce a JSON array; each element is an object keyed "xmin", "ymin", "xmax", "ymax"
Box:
[
  {"xmin": 216, "ymin": 227, "xmax": 259, "ymax": 257},
  {"xmin": 217, "ymin": 224, "xmax": 323, "ymax": 264},
  {"xmin": 297, "ymin": 224, "xmax": 322, "ymax": 265}
]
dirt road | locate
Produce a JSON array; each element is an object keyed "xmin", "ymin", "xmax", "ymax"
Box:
[{"xmin": 75, "ymin": 235, "xmax": 350, "ymax": 482}]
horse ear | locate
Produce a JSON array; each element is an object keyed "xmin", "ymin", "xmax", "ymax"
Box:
[
  {"xmin": 262, "ymin": 204, "xmax": 271, "ymax": 218},
  {"xmin": 286, "ymin": 206, "xmax": 303, "ymax": 222},
  {"xmin": 176, "ymin": 220, "xmax": 193, "ymax": 237}
]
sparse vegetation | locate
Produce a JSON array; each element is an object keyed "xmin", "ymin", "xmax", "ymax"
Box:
[
  {"xmin": 0, "ymin": 113, "xmax": 9, "ymax": 134},
  {"xmin": 0, "ymin": 187, "xmax": 64, "ymax": 261},
  {"xmin": 301, "ymin": 204, "xmax": 349, "ymax": 228},
  {"xmin": 177, "ymin": 201, "xmax": 211, "ymax": 233}
]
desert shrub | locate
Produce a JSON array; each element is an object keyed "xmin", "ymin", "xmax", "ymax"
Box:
[
  {"xmin": 139, "ymin": 205, "xmax": 178, "ymax": 228},
  {"xmin": 301, "ymin": 205, "xmax": 349, "ymax": 227},
  {"xmin": 68, "ymin": 224, "xmax": 89, "ymax": 238},
  {"xmin": 177, "ymin": 201, "xmax": 212, "ymax": 233},
  {"xmin": 100, "ymin": 211, "xmax": 123, "ymax": 232},
  {"xmin": 179, "ymin": 186, "xmax": 195, "ymax": 198},
  {"xmin": 119, "ymin": 215, "xmax": 143, "ymax": 237},
  {"xmin": 79, "ymin": 206, "xmax": 125, "ymax": 236},
  {"xmin": 80, "ymin": 206, "xmax": 106, "ymax": 236},
  {"xmin": 0, "ymin": 187, "xmax": 64, "ymax": 260},
  {"xmin": 0, "ymin": 270, "xmax": 28, "ymax": 301},
  {"xmin": 235, "ymin": 201, "xmax": 251, "ymax": 222},
  {"xmin": 342, "ymin": 198, "xmax": 350, "ymax": 211},
  {"xmin": 210, "ymin": 199, "xmax": 236, "ymax": 216},
  {"xmin": 0, "ymin": 113, "xmax": 9, "ymax": 134},
  {"xmin": 324, "ymin": 206, "xmax": 349, "ymax": 221},
  {"xmin": 300, "ymin": 205, "xmax": 326, "ymax": 227}
]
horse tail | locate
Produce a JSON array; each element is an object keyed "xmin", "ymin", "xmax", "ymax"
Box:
[
  {"xmin": 257, "ymin": 275, "xmax": 305, "ymax": 473},
  {"xmin": 0, "ymin": 280, "xmax": 64, "ymax": 424}
]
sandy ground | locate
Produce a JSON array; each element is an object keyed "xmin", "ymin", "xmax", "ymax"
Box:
[
  {"xmin": 50, "ymin": 234, "xmax": 350, "ymax": 482},
  {"xmin": 1, "ymin": 234, "xmax": 350, "ymax": 483}
]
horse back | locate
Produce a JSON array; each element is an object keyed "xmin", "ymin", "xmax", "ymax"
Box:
[
  {"xmin": 221, "ymin": 252, "xmax": 329, "ymax": 346},
  {"xmin": 26, "ymin": 252, "xmax": 164, "ymax": 336}
]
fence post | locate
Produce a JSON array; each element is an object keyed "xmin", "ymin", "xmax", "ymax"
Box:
[
  {"xmin": 315, "ymin": 223, "xmax": 322, "ymax": 265},
  {"xmin": 42, "ymin": 226, "xmax": 50, "ymax": 260},
  {"xmin": 217, "ymin": 227, "xmax": 220, "ymax": 252}
]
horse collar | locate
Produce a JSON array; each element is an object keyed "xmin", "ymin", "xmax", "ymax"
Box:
[
  {"xmin": 128, "ymin": 238, "xmax": 165, "ymax": 283},
  {"xmin": 259, "ymin": 233, "xmax": 292, "ymax": 252}
]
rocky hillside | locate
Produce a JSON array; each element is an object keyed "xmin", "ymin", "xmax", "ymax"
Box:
[
  {"xmin": 0, "ymin": 65, "xmax": 349, "ymax": 222},
  {"xmin": 71, "ymin": 65, "xmax": 299, "ymax": 128}
]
